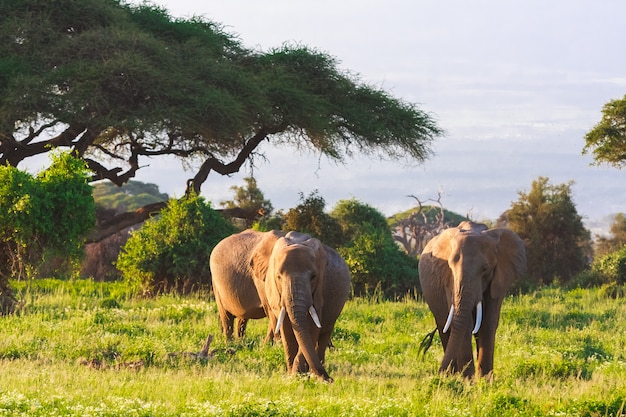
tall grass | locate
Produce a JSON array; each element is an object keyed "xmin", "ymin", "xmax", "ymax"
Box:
[{"xmin": 0, "ymin": 279, "xmax": 625, "ymax": 416}]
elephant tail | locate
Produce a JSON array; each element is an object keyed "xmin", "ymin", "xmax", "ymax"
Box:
[{"xmin": 418, "ymin": 328, "xmax": 437, "ymax": 359}]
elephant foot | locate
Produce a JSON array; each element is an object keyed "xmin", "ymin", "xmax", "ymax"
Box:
[
  {"xmin": 320, "ymin": 374, "xmax": 333, "ymax": 383},
  {"xmin": 309, "ymin": 369, "xmax": 333, "ymax": 383},
  {"xmin": 289, "ymin": 364, "xmax": 333, "ymax": 383}
]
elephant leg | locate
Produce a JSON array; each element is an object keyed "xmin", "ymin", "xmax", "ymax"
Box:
[
  {"xmin": 476, "ymin": 299, "xmax": 502, "ymax": 377},
  {"xmin": 263, "ymin": 323, "xmax": 276, "ymax": 344},
  {"xmin": 263, "ymin": 310, "xmax": 279, "ymax": 344},
  {"xmin": 236, "ymin": 318, "xmax": 248, "ymax": 339},
  {"xmin": 429, "ymin": 292, "xmax": 452, "ymax": 352},
  {"xmin": 317, "ymin": 331, "xmax": 332, "ymax": 365},
  {"xmin": 438, "ymin": 330, "xmax": 450, "ymax": 353},
  {"xmin": 214, "ymin": 287, "xmax": 235, "ymax": 340},
  {"xmin": 219, "ymin": 310, "xmax": 236, "ymax": 340},
  {"xmin": 280, "ymin": 320, "xmax": 299, "ymax": 373},
  {"xmin": 293, "ymin": 351, "xmax": 309, "ymax": 373}
]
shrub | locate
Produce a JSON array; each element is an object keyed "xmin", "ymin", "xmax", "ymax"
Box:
[
  {"xmin": 592, "ymin": 245, "xmax": 626, "ymax": 285},
  {"xmin": 0, "ymin": 152, "xmax": 95, "ymax": 295},
  {"xmin": 331, "ymin": 199, "xmax": 420, "ymax": 298},
  {"xmin": 282, "ymin": 191, "xmax": 343, "ymax": 248},
  {"xmin": 116, "ymin": 193, "xmax": 236, "ymax": 295},
  {"xmin": 338, "ymin": 226, "xmax": 419, "ymax": 298},
  {"xmin": 566, "ymin": 269, "xmax": 604, "ymax": 290}
]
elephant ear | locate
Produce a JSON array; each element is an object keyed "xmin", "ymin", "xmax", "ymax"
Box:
[
  {"xmin": 250, "ymin": 230, "xmax": 285, "ymax": 282},
  {"xmin": 304, "ymin": 238, "xmax": 327, "ymax": 314},
  {"xmin": 419, "ymin": 228, "xmax": 457, "ymax": 297},
  {"xmin": 424, "ymin": 227, "xmax": 456, "ymax": 260},
  {"xmin": 485, "ymin": 228, "xmax": 527, "ymax": 299}
]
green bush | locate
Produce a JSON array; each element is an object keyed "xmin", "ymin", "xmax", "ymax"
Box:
[
  {"xmin": 117, "ymin": 194, "xmax": 236, "ymax": 295},
  {"xmin": 0, "ymin": 152, "xmax": 95, "ymax": 291},
  {"xmin": 592, "ymin": 245, "xmax": 626, "ymax": 285},
  {"xmin": 338, "ymin": 226, "xmax": 419, "ymax": 298},
  {"xmin": 331, "ymin": 199, "xmax": 420, "ymax": 298},
  {"xmin": 282, "ymin": 191, "xmax": 343, "ymax": 248}
]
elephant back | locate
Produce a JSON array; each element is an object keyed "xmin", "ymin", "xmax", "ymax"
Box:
[{"xmin": 210, "ymin": 230, "xmax": 263, "ymax": 279}]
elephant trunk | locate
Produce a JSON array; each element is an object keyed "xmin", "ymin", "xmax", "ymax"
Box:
[
  {"xmin": 440, "ymin": 301, "xmax": 477, "ymax": 377},
  {"xmin": 443, "ymin": 302, "xmax": 482, "ymax": 335},
  {"xmin": 286, "ymin": 286, "xmax": 330, "ymax": 382}
]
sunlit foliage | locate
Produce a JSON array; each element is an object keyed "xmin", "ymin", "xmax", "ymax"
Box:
[
  {"xmin": 116, "ymin": 193, "xmax": 235, "ymax": 295},
  {"xmin": 583, "ymin": 94, "xmax": 626, "ymax": 168}
]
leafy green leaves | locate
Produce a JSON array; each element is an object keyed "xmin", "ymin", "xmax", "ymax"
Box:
[
  {"xmin": 116, "ymin": 193, "xmax": 236, "ymax": 295},
  {"xmin": 0, "ymin": 151, "xmax": 95, "ymax": 287},
  {"xmin": 584, "ymin": 94, "xmax": 626, "ymax": 168},
  {"xmin": 1, "ymin": 1, "xmax": 442, "ymax": 190}
]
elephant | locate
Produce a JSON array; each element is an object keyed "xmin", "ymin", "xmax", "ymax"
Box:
[
  {"xmin": 209, "ymin": 230, "xmax": 351, "ymax": 382},
  {"xmin": 256, "ymin": 232, "xmax": 351, "ymax": 382},
  {"xmin": 210, "ymin": 229, "xmax": 284, "ymax": 340},
  {"xmin": 210, "ymin": 230, "xmax": 317, "ymax": 341},
  {"xmin": 418, "ymin": 221, "xmax": 526, "ymax": 378}
]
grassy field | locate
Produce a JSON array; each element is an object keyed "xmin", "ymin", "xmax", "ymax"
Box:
[{"xmin": 0, "ymin": 279, "xmax": 625, "ymax": 416}]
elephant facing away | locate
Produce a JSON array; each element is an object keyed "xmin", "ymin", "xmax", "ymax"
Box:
[
  {"xmin": 419, "ymin": 221, "xmax": 526, "ymax": 378},
  {"xmin": 254, "ymin": 232, "xmax": 351, "ymax": 382}
]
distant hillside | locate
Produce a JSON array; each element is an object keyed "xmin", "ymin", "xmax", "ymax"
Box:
[
  {"xmin": 92, "ymin": 180, "xmax": 169, "ymax": 213},
  {"xmin": 387, "ymin": 205, "xmax": 467, "ymax": 229}
]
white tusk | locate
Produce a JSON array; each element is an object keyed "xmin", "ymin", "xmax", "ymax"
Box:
[
  {"xmin": 472, "ymin": 301, "xmax": 483, "ymax": 334},
  {"xmin": 442, "ymin": 305, "xmax": 454, "ymax": 333},
  {"xmin": 309, "ymin": 305, "xmax": 322, "ymax": 328},
  {"xmin": 275, "ymin": 306, "xmax": 286, "ymax": 335}
]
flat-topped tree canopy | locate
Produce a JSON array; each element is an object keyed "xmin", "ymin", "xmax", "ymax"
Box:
[{"xmin": 0, "ymin": 0, "xmax": 443, "ymax": 238}]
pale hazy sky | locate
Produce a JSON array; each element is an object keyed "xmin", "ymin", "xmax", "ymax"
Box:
[{"xmin": 131, "ymin": 1, "xmax": 626, "ymax": 223}]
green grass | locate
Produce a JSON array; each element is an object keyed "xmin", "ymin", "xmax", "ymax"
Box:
[{"xmin": 1, "ymin": 279, "xmax": 626, "ymax": 416}]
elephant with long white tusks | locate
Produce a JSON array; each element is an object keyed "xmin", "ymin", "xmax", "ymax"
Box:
[
  {"xmin": 260, "ymin": 233, "xmax": 350, "ymax": 383},
  {"xmin": 419, "ymin": 221, "xmax": 526, "ymax": 378},
  {"xmin": 209, "ymin": 230, "xmax": 351, "ymax": 382}
]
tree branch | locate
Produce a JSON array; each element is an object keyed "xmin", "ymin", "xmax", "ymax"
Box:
[
  {"xmin": 85, "ymin": 201, "xmax": 168, "ymax": 243},
  {"xmin": 86, "ymin": 201, "xmax": 264, "ymax": 243},
  {"xmin": 187, "ymin": 128, "xmax": 271, "ymax": 193}
]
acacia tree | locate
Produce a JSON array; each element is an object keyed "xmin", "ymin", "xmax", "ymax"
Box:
[
  {"xmin": 0, "ymin": 0, "xmax": 443, "ymax": 241},
  {"xmin": 389, "ymin": 193, "xmax": 466, "ymax": 257},
  {"xmin": 583, "ymin": 95, "xmax": 626, "ymax": 168}
]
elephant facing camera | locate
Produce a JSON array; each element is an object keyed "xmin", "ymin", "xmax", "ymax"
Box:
[
  {"xmin": 210, "ymin": 229, "xmax": 351, "ymax": 382},
  {"xmin": 418, "ymin": 221, "xmax": 526, "ymax": 379}
]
